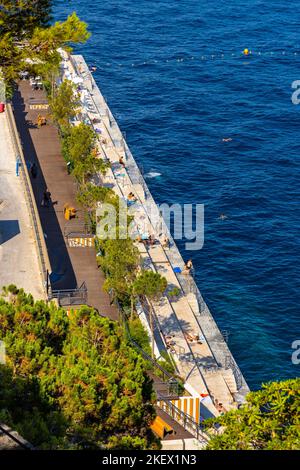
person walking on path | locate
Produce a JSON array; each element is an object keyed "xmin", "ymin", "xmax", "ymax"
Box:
[
  {"xmin": 30, "ymin": 162, "xmax": 37, "ymax": 179},
  {"xmin": 41, "ymin": 188, "xmax": 51, "ymax": 207}
]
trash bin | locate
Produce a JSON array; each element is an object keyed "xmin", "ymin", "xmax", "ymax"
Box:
[{"xmin": 0, "ymin": 103, "xmax": 5, "ymax": 113}]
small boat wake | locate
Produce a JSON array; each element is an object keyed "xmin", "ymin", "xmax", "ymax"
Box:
[
  {"xmin": 218, "ymin": 213, "xmax": 228, "ymax": 221},
  {"xmin": 144, "ymin": 171, "xmax": 162, "ymax": 179}
]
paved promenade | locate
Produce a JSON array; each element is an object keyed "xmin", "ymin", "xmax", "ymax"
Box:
[
  {"xmin": 0, "ymin": 113, "xmax": 44, "ymax": 299},
  {"xmin": 12, "ymin": 83, "xmax": 118, "ymax": 320}
]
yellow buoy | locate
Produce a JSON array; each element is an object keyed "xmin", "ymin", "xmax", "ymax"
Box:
[{"xmin": 243, "ymin": 48, "xmax": 249, "ymax": 56}]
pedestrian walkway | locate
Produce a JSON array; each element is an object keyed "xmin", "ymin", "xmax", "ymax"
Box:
[
  {"xmin": 12, "ymin": 82, "xmax": 118, "ymax": 320},
  {"xmin": 0, "ymin": 113, "xmax": 44, "ymax": 299}
]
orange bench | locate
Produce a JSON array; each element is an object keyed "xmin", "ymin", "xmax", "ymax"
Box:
[{"xmin": 150, "ymin": 416, "xmax": 174, "ymax": 439}]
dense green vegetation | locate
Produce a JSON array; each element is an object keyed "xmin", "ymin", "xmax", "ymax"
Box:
[
  {"xmin": 49, "ymin": 80, "xmax": 81, "ymax": 127},
  {"xmin": 2, "ymin": 2, "xmax": 299, "ymax": 454},
  {"xmin": 61, "ymin": 122, "xmax": 109, "ymax": 186},
  {"xmin": 0, "ymin": 2, "xmax": 89, "ymax": 97},
  {"xmin": 205, "ymin": 378, "xmax": 300, "ymax": 450},
  {"xmin": 0, "ymin": 286, "xmax": 159, "ymax": 449},
  {"xmin": 0, "ymin": 1, "xmax": 52, "ymax": 36}
]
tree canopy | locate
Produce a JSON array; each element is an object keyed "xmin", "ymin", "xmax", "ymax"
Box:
[
  {"xmin": 27, "ymin": 12, "xmax": 90, "ymax": 77},
  {"xmin": 61, "ymin": 121, "xmax": 109, "ymax": 185},
  {"xmin": 133, "ymin": 271, "xmax": 168, "ymax": 302},
  {"xmin": 133, "ymin": 271, "xmax": 167, "ymax": 358},
  {"xmin": 0, "ymin": 286, "xmax": 159, "ymax": 449},
  {"xmin": 49, "ymin": 79, "xmax": 81, "ymax": 127},
  {"xmin": 0, "ymin": 1, "xmax": 52, "ymax": 36},
  {"xmin": 100, "ymin": 238, "xmax": 140, "ymax": 304},
  {"xmin": 205, "ymin": 378, "xmax": 300, "ymax": 450},
  {"xmin": 0, "ymin": 2, "xmax": 90, "ymax": 95},
  {"xmin": 76, "ymin": 183, "xmax": 112, "ymax": 213}
]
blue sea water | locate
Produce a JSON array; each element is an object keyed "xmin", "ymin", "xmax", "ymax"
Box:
[{"xmin": 54, "ymin": 0, "xmax": 300, "ymax": 390}]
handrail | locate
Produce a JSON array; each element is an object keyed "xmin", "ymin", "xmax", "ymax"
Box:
[
  {"xmin": 156, "ymin": 398, "xmax": 210, "ymax": 444},
  {"xmin": 6, "ymin": 103, "xmax": 52, "ymax": 298},
  {"xmin": 88, "ymin": 97, "xmax": 215, "ymax": 397},
  {"xmin": 64, "ymin": 220, "xmax": 93, "ymax": 238},
  {"xmin": 50, "ymin": 288, "xmax": 87, "ymax": 295},
  {"xmin": 225, "ymin": 355, "xmax": 244, "ymax": 390},
  {"xmin": 49, "ymin": 282, "xmax": 88, "ymax": 305}
]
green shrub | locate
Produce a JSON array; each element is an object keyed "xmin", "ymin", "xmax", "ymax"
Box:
[
  {"xmin": 0, "ymin": 291, "xmax": 159, "ymax": 449},
  {"xmin": 127, "ymin": 316, "xmax": 151, "ymax": 355},
  {"xmin": 168, "ymin": 286, "xmax": 181, "ymax": 299}
]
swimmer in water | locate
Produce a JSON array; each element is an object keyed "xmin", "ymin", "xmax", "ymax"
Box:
[
  {"xmin": 218, "ymin": 214, "xmax": 228, "ymax": 220},
  {"xmin": 222, "ymin": 138, "xmax": 232, "ymax": 142}
]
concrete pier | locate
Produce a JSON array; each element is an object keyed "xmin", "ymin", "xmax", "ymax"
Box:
[{"xmin": 61, "ymin": 52, "xmax": 250, "ymax": 416}]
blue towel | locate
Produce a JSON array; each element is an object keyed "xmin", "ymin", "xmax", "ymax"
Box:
[
  {"xmin": 127, "ymin": 200, "xmax": 136, "ymax": 207},
  {"xmin": 173, "ymin": 267, "xmax": 182, "ymax": 273}
]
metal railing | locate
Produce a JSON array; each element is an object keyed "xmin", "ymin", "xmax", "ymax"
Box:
[
  {"xmin": 70, "ymin": 61, "xmax": 244, "ymax": 397},
  {"xmin": 49, "ymin": 281, "xmax": 88, "ymax": 307},
  {"xmin": 156, "ymin": 399, "xmax": 210, "ymax": 444},
  {"xmin": 225, "ymin": 355, "xmax": 244, "ymax": 391},
  {"xmin": 6, "ymin": 104, "xmax": 52, "ymax": 298},
  {"xmin": 64, "ymin": 220, "xmax": 94, "ymax": 239}
]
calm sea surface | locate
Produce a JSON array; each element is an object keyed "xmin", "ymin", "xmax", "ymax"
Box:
[{"xmin": 55, "ymin": 0, "xmax": 300, "ymax": 389}]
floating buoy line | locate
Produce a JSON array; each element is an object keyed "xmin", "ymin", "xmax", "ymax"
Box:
[{"xmin": 87, "ymin": 50, "xmax": 300, "ymax": 71}]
